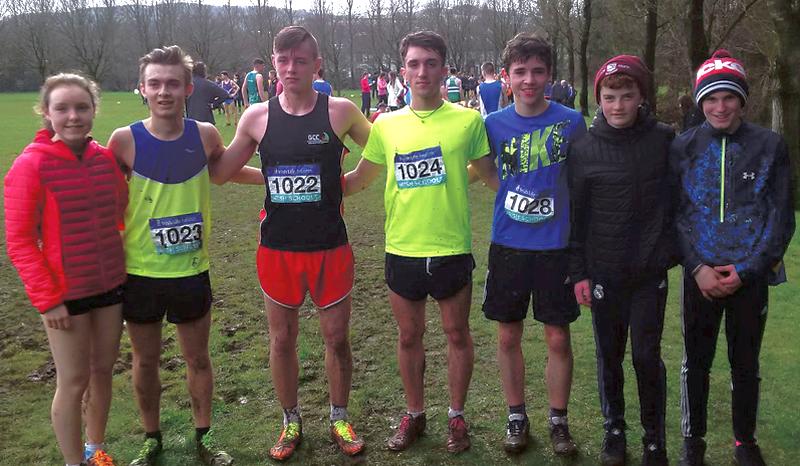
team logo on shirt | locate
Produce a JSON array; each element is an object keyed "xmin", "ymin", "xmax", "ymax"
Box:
[
  {"xmin": 498, "ymin": 120, "xmax": 571, "ymax": 180},
  {"xmin": 742, "ymin": 171, "xmax": 755, "ymax": 180},
  {"xmin": 307, "ymin": 132, "xmax": 331, "ymax": 145}
]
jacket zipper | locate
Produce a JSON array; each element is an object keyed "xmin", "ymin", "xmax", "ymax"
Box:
[{"xmin": 719, "ymin": 136, "xmax": 727, "ymax": 223}]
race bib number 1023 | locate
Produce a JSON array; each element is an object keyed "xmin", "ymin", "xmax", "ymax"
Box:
[
  {"xmin": 394, "ymin": 146, "xmax": 446, "ymax": 189},
  {"xmin": 267, "ymin": 164, "xmax": 322, "ymax": 203},
  {"xmin": 150, "ymin": 212, "xmax": 203, "ymax": 255},
  {"xmin": 504, "ymin": 189, "xmax": 554, "ymax": 223}
]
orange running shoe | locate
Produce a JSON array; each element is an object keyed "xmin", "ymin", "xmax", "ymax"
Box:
[
  {"xmin": 330, "ymin": 420, "xmax": 365, "ymax": 456},
  {"xmin": 268, "ymin": 422, "xmax": 302, "ymax": 461},
  {"xmin": 87, "ymin": 449, "xmax": 116, "ymax": 466}
]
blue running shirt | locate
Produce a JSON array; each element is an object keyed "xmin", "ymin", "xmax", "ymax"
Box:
[{"xmin": 485, "ymin": 102, "xmax": 586, "ymax": 251}]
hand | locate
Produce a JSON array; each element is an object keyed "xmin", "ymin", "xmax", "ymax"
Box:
[
  {"xmin": 574, "ymin": 279, "xmax": 591, "ymax": 307},
  {"xmin": 694, "ymin": 265, "xmax": 729, "ymax": 300},
  {"xmin": 714, "ymin": 264, "xmax": 743, "ymax": 294},
  {"xmin": 42, "ymin": 304, "xmax": 71, "ymax": 330}
]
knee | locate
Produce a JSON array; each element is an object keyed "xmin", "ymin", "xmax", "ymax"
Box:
[
  {"xmin": 443, "ymin": 324, "xmax": 471, "ymax": 349},
  {"xmin": 57, "ymin": 370, "xmax": 90, "ymax": 397},
  {"xmin": 270, "ymin": 331, "xmax": 297, "ymax": 356},
  {"xmin": 545, "ymin": 326, "xmax": 572, "ymax": 356},
  {"xmin": 632, "ymin": 346, "xmax": 661, "ymax": 373},
  {"xmin": 398, "ymin": 327, "xmax": 424, "ymax": 350},
  {"xmin": 184, "ymin": 352, "xmax": 212, "ymax": 373},
  {"xmin": 323, "ymin": 331, "xmax": 351, "ymax": 358},
  {"xmin": 497, "ymin": 327, "xmax": 522, "ymax": 354}
]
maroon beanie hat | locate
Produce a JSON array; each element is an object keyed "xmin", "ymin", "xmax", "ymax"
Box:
[
  {"xmin": 694, "ymin": 49, "xmax": 748, "ymax": 105},
  {"xmin": 593, "ymin": 55, "xmax": 651, "ymax": 103}
]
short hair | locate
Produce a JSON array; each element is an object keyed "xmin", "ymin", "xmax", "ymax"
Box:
[
  {"xmin": 192, "ymin": 61, "xmax": 207, "ymax": 78},
  {"xmin": 253, "ymin": 58, "xmax": 266, "ymax": 66},
  {"xmin": 317, "ymin": 68, "xmax": 325, "ymax": 79},
  {"xmin": 450, "ymin": 67, "xmax": 457, "ymax": 74},
  {"xmin": 274, "ymin": 25, "xmax": 319, "ymax": 58},
  {"xmin": 400, "ymin": 31, "xmax": 447, "ymax": 64},
  {"xmin": 481, "ymin": 62, "xmax": 495, "ymax": 75},
  {"xmin": 35, "ymin": 72, "xmax": 101, "ymax": 129},
  {"xmin": 502, "ymin": 33, "xmax": 552, "ymax": 72},
  {"xmin": 221, "ymin": 71, "xmax": 229, "ymax": 77},
  {"xmin": 139, "ymin": 45, "xmax": 193, "ymax": 85},
  {"xmin": 599, "ymin": 73, "xmax": 640, "ymax": 95}
]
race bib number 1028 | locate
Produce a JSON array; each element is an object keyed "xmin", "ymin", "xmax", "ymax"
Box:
[
  {"xmin": 267, "ymin": 164, "xmax": 322, "ymax": 203},
  {"xmin": 394, "ymin": 146, "xmax": 446, "ymax": 189},
  {"xmin": 504, "ymin": 189, "xmax": 554, "ymax": 223},
  {"xmin": 150, "ymin": 212, "xmax": 203, "ymax": 255}
]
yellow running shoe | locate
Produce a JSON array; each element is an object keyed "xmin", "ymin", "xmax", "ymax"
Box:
[
  {"xmin": 330, "ymin": 420, "xmax": 365, "ymax": 456},
  {"xmin": 268, "ymin": 422, "xmax": 302, "ymax": 461}
]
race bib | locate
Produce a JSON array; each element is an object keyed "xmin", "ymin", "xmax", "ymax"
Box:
[
  {"xmin": 394, "ymin": 146, "xmax": 446, "ymax": 189},
  {"xmin": 150, "ymin": 212, "xmax": 203, "ymax": 255},
  {"xmin": 504, "ymin": 189, "xmax": 554, "ymax": 223},
  {"xmin": 267, "ymin": 164, "xmax": 322, "ymax": 203}
]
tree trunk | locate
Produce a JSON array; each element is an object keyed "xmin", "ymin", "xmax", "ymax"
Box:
[
  {"xmin": 686, "ymin": 0, "xmax": 708, "ymax": 71},
  {"xmin": 578, "ymin": 0, "xmax": 592, "ymax": 116},
  {"xmin": 770, "ymin": 0, "xmax": 800, "ymax": 201},
  {"xmin": 643, "ymin": 0, "xmax": 657, "ymax": 113}
]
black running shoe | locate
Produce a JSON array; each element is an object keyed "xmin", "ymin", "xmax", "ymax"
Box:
[
  {"xmin": 734, "ymin": 443, "xmax": 766, "ymax": 466},
  {"xmin": 503, "ymin": 415, "xmax": 529, "ymax": 454},
  {"xmin": 600, "ymin": 427, "xmax": 626, "ymax": 466},
  {"xmin": 678, "ymin": 437, "xmax": 706, "ymax": 466},
  {"xmin": 642, "ymin": 442, "xmax": 668, "ymax": 466}
]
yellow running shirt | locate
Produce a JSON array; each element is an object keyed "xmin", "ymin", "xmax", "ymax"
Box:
[{"xmin": 362, "ymin": 102, "xmax": 490, "ymax": 257}]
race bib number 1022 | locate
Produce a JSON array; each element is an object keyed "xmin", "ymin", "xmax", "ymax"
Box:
[
  {"xmin": 394, "ymin": 146, "xmax": 446, "ymax": 189},
  {"xmin": 267, "ymin": 164, "xmax": 322, "ymax": 203}
]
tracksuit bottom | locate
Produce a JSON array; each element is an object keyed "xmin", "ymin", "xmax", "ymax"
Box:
[
  {"xmin": 680, "ymin": 270, "xmax": 768, "ymax": 444},
  {"xmin": 591, "ymin": 274, "xmax": 668, "ymax": 447}
]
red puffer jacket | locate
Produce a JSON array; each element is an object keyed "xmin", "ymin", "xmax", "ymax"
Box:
[{"xmin": 4, "ymin": 129, "xmax": 128, "ymax": 313}]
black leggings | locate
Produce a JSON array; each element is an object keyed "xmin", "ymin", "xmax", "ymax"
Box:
[
  {"xmin": 679, "ymin": 271, "xmax": 768, "ymax": 444},
  {"xmin": 361, "ymin": 92, "xmax": 371, "ymax": 116}
]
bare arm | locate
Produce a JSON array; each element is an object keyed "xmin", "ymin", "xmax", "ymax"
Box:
[
  {"xmin": 208, "ymin": 106, "xmax": 263, "ymax": 184},
  {"xmin": 107, "ymin": 127, "xmax": 134, "ymax": 177},
  {"xmin": 242, "ymin": 78, "xmax": 249, "ymax": 107},
  {"xmin": 343, "ymin": 158, "xmax": 383, "ymax": 196},
  {"xmin": 468, "ymin": 155, "xmax": 498, "ymax": 191},
  {"xmin": 256, "ymin": 74, "xmax": 267, "ymax": 102}
]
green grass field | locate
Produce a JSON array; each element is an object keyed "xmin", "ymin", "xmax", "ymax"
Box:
[{"xmin": 1, "ymin": 91, "xmax": 799, "ymax": 465}]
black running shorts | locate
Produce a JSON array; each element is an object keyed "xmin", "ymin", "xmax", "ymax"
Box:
[
  {"xmin": 482, "ymin": 243, "xmax": 579, "ymax": 324},
  {"xmin": 122, "ymin": 271, "xmax": 212, "ymax": 324},
  {"xmin": 385, "ymin": 253, "xmax": 475, "ymax": 301}
]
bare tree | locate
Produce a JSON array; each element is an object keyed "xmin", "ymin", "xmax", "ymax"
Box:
[
  {"xmin": 182, "ymin": 0, "xmax": 224, "ymax": 70},
  {"xmin": 8, "ymin": 0, "xmax": 56, "ymax": 81},
  {"xmin": 124, "ymin": 0, "xmax": 155, "ymax": 54},
  {"xmin": 153, "ymin": 0, "xmax": 179, "ymax": 46},
  {"xmin": 248, "ymin": 0, "xmax": 279, "ymax": 62},
  {"xmin": 345, "ymin": 0, "xmax": 357, "ymax": 87},
  {"xmin": 57, "ymin": 0, "xmax": 118, "ymax": 83},
  {"xmin": 643, "ymin": 0, "xmax": 657, "ymax": 110}
]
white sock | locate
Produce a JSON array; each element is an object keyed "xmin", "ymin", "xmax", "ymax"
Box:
[
  {"xmin": 448, "ymin": 407, "xmax": 465, "ymax": 419},
  {"xmin": 84, "ymin": 442, "xmax": 104, "ymax": 458}
]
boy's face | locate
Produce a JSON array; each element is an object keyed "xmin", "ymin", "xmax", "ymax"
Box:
[
  {"xmin": 701, "ymin": 90, "xmax": 743, "ymax": 132},
  {"xmin": 401, "ymin": 46, "xmax": 447, "ymax": 100},
  {"xmin": 272, "ymin": 40, "xmax": 321, "ymax": 94},
  {"xmin": 599, "ymin": 83, "xmax": 644, "ymax": 129},
  {"xmin": 140, "ymin": 63, "xmax": 193, "ymax": 119},
  {"xmin": 508, "ymin": 56, "xmax": 550, "ymax": 109}
]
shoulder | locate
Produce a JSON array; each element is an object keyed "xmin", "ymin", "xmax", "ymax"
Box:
[
  {"xmin": 109, "ymin": 125, "xmax": 134, "ymax": 144},
  {"xmin": 329, "ymin": 95, "xmax": 359, "ymax": 113},
  {"xmin": 195, "ymin": 120, "xmax": 222, "ymax": 141}
]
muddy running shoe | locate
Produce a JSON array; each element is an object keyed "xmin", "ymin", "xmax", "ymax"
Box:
[
  {"xmin": 678, "ymin": 437, "xmax": 707, "ymax": 466},
  {"xmin": 642, "ymin": 443, "xmax": 668, "ymax": 466},
  {"xmin": 196, "ymin": 429, "xmax": 233, "ymax": 465},
  {"xmin": 330, "ymin": 419, "xmax": 365, "ymax": 456},
  {"xmin": 446, "ymin": 415, "xmax": 470, "ymax": 453},
  {"xmin": 503, "ymin": 415, "xmax": 530, "ymax": 453},
  {"xmin": 550, "ymin": 419, "xmax": 578, "ymax": 456},
  {"xmin": 600, "ymin": 427, "xmax": 627, "ymax": 466},
  {"xmin": 387, "ymin": 413, "xmax": 426, "ymax": 451},
  {"xmin": 87, "ymin": 449, "xmax": 116, "ymax": 466},
  {"xmin": 129, "ymin": 437, "xmax": 162, "ymax": 466},
  {"xmin": 734, "ymin": 443, "xmax": 766, "ymax": 466},
  {"xmin": 268, "ymin": 422, "xmax": 302, "ymax": 461}
]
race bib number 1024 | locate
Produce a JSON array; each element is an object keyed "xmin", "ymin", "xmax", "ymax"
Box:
[{"xmin": 394, "ymin": 146, "xmax": 446, "ymax": 189}]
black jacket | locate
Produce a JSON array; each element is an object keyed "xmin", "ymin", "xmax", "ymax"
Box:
[
  {"xmin": 670, "ymin": 120, "xmax": 795, "ymax": 283},
  {"xmin": 568, "ymin": 108, "xmax": 678, "ymax": 285}
]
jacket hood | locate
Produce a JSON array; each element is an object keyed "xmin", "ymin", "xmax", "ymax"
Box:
[{"xmin": 589, "ymin": 105, "xmax": 657, "ymax": 143}]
